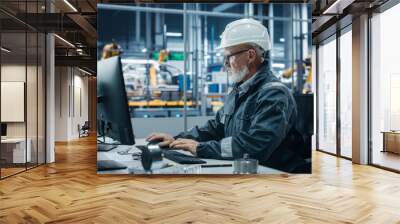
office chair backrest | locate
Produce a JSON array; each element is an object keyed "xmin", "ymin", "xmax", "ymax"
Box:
[
  {"xmin": 82, "ymin": 121, "xmax": 90, "ymax": 130},
  {"xmin": 293, "ymin": 93, "xmax": 314, "ymax": 159},
  {"xmin": 293, "ymin": 94, "xmax": 314, "ymax": 137}
]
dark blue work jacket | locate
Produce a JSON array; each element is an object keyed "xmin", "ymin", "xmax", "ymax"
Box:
[{"xmin": 175, "ymin": 62, "xmax": 309, "ymax": 173}]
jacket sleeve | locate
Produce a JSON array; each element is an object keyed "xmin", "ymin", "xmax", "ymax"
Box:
[
  {"xmin": 174, "ymin": 108, "xmax": 225, "ymax": 142},
  {"xmin": 195, "ymin": 85, "xmax": 297, "ymax": 160}
]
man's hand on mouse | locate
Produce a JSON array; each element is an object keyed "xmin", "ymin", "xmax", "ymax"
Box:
[
  {"xmin": 146, "ymin": 133, "xmax": 174, "ymax": 147},
  {"xmin": 169, "ymin": 138, "xmax": 199, "ymax": 155}
]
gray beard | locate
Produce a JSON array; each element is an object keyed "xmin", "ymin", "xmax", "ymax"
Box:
[{"xmin": 229, "ymin": 66, "xmax": 248, "ymax": 83}]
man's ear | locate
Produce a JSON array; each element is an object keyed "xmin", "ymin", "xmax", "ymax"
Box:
[{"xmin": 248, "ymin": 49, "xmax": 256, "ymax": 64}]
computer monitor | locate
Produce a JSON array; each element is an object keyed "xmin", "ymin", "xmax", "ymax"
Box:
[
  {"xmin": 97, "ymin": 56, "xmax": 135, "ymax": 145},
  {"xmin": 1, "ymin": 123, "xmax": 7, "ymax": 137}
]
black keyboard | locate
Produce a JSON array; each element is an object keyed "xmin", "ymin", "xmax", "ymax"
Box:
[
  {"xmin": 162, "ymin": 150, "xmax": 206, "ymax": 164},
  {"xmin": 98, "ymin": 144, "xmax": 117, "ymax": 152},
  {"xmin": 97, "ymin": 160, "xmax": 127, "ymax": 171},
  {"xmin": 134, "ymin": 145, "xmax": 206, "ymax": 164}
]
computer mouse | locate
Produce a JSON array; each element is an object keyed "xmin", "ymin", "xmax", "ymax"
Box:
[
  {"xmin": 147, "ymin": 139, "xmax": 170, "ymax": 149},
  {"xmin": 147, "ymin": 139, "xmax": 163, "ymax": 146}
]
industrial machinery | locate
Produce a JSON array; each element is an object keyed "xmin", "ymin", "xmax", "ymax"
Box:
[
  {"xmin": 281, "ymin": 56, "xmax": 312, "ymax": 94},
  {"xmin": 101, "ymin": 41, "xmax": 123, "ymax": 59},
  {"xmin": 120, "ymin": 49, "xmax": 201, "ymax": 118}
]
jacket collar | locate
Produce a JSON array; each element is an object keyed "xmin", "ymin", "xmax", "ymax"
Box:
[{"xmin": 236, "ymin": 61, "xmax": 273, "ymax": 97}]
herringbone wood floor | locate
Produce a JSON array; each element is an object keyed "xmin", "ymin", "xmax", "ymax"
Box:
[{"xmin": 0, "ymin": 136, "xmax": 399, "ymax": 224}]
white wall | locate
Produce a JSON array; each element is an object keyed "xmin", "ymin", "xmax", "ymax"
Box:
[
  {"xmin": 1, "ymin": 65, "xmax": 26, "ymax": 131},
  {"xmin": 1, "ymin": 65, "xmax": 26, "ymax": 142},
  {"xmin": 1, "ymin": 65, "xmax": 38, "ymax": 138},
  {"xmin": 1, "ymin": 63, "xmax": 46, "ymax": 164},
  {"xmin": 1, "ymin": 82, "xmax": 25, "ymax": 122},
  {"xmin": 54, "ymin": 67, "xmax": 89, "ymax": 141},
  {"xmin": 72, "ymin": 73, "xmax": 89, "ymax": 138},
  {"xmin": 55, "ymin": 67, "xmax": 68, "ymax": 141}
]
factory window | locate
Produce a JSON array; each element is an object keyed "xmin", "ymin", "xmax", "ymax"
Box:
[
  {"xmin": 339, "ymin": 27, "xmax": 352, "ymax": 159},
  {"xmin": 317, "ymin": 35, "xmax": 337, "ymax": 155},
  {"xmin": 370, "ymin": 2, "xmax": 400, "ymax": 171},
  {"xmin": 315, "ymin": 24, "xmax": 352, "ymax": 159}
]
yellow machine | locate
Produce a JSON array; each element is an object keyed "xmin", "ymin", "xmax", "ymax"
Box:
[
  {"xmin": 158, "ymin": 49, "xmax": 169, "ymax": 63},
  {"xmin": 149, "ymin": 49, "xmax": 170, "ymax": 87},
  {"xmin": 101, "ymin": 41, "xmax": 122, "ymax": 59},
  {"xmin": 282, "ymin": 57, "xmax": 312, "ymax": 94}
]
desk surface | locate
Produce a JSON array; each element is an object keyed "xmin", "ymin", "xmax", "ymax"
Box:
[{"xmin": 97, "ymin": 139, "xmax": 284, "ymax": 175}]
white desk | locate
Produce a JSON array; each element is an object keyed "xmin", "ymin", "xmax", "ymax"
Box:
[
  {"xmin": 97, "ymin": 139, "xmax": 284, "ymax": 175},
  {"xmin": 1, "ymin": 138, "xmax": 31, "ymax": 163}
]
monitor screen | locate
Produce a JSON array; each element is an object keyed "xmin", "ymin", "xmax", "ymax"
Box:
[{"xmin": 97, "ymin": 56, "xmax": 135, "ymax": 145}]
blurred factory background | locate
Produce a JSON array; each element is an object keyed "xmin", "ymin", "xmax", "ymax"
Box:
[{"xmin": 98, "ymin": 3, "xmax": 312, "ymax": 136}]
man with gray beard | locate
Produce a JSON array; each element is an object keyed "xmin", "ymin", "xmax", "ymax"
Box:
[{"xmin": 147, "ymin": 18, "xmax": 310, "ymax": 173}]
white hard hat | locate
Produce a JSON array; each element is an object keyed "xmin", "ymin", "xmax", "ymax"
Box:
[{"xmin": 217, "ymin": 18, "xmax": 271, "ymax": 52}]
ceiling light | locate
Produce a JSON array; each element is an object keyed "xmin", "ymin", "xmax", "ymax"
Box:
[
  {"xmin": 1, "ymin": 47, "xmax": 11, "ymax": 53},
  {"xmin": 141, "ymin": 48, "xmax": 147, "ymax": 53},
  {"xmin": 279, "ymin": 38, "xmax": 285, "ymax": 42},
  {"xmin": 63, "ymin": 0, "xmax": 78, "ymax": 12},
  {"xmin": 54, "ymin": 34, "xmax": 75, "ymax": 48},
  {"xmin": 78, "ymin": 67, "xmax": 92, "ymax": 76},
  {"xmin": 166, "ymin": 32, "xmax": 182, "ymax": 37},
  {"xmin": 322, "ymin": 0, "xmax": 353, "ymax": 15}
]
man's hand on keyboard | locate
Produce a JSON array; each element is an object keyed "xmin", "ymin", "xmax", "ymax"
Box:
[
  {"xmin": 146, "ymin": 132, "xmax": 174, "ymax": 148},
  {"xmin": 169, "ymin": 138, "xmax": 199, "ymax": 155}
]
